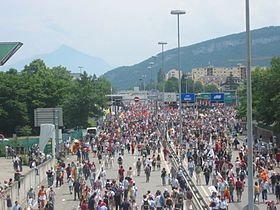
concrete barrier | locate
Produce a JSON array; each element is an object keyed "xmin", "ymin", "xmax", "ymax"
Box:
[{"xmin": 0, "ymin": 158, "xmax": 55, "ymax": 210}]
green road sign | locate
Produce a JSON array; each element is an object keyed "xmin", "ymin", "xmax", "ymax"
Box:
[
  {"xmin": 0, "ymin": 42, "xmax": 23, "ymax": 66},
  {"xmin": 200, "ymin": 93, "xmax": 211, "ymax": 100}
]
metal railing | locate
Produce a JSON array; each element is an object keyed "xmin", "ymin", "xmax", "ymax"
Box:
[{"xmin": 166, "ymin": 140, "xmax": 210, "ymax": 210}]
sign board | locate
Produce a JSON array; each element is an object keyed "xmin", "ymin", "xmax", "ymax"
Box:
[
  {"xmin": 181, "ymin": 93, "xmax": 195, "ymax": 103},
  {"xmin": 0, "ymin": 42, "xmax": 23, "ymax": 66},
  {"xmin": 210, "ymin": 93, "xmax": 225, "ymax": 102},
  {"xmin": 34, "ymin": 108, "xmax": 63, "ymax": 127},
  {"xmin": 200, "ymin": 93, "xmax": 211, "ymax": 100},
  {"xmin": 163, "ymin": 93, "xmax": 177, "ymax": 103},
  {"xmin": 134, "ymin": 96, "xmax": 140, "ymax": 102}
]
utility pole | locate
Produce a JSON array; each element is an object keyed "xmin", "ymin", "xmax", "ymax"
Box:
[{"xmin": 78, "ymin": 66, "xmax": 83, "ymax": 75}]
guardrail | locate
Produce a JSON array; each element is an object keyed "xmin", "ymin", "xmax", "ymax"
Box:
[
  {"xmin": 165, "ymin": 140, "xmax": 210, "ymax": 210},
  {"xmin": 0, "ymin": 158, "xmax": 55, "ymax": 210}
]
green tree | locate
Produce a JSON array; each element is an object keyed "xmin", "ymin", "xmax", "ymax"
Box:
[
  {"xmin": 193, "ymin": 81, "xmax": 204, "ymax": 93},
  {"xmin": 238, "ymin": 57, "xmax": 280, "ymax": 131},
  {"xmin": 63, "ymin": 72, "xmax": 110, "ymax": 128},
  {"xmin": 0, "ymin": 59, "xmax": 112, "ymax": 136},
  {"xmin": 204, "ymin": 83, "xmax": 219, "ymax": 92},
  {"xmin": 165, "ymin": 78, "xmax": 179, "ymax": 92}
]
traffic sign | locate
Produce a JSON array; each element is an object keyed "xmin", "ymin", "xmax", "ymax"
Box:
[
  {"xmin": 163, "ymin": 93, "xmax": 177, "ymax": 102},
  {"xmin": 134, "ymin": 96, "xmax": 140, "ymax": 102},
  {"xmin": 210, "ymin": 93, "xmax": 225, "ymax": 102},
  {"xmin": 181, "ymin": 93, "xmax": 195, "ymax": 103}
]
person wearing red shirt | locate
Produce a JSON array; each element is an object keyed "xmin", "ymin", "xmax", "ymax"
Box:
[
  {"xmin": 276, "ymin": 150, "xmax": 280, "ymax": 167},
  {"xmin": 80, "ymin": 199, "xmax": 88, "ymax": 210}
]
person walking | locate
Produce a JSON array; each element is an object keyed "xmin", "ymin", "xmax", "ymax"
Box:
[
  {"xmin": 185, "ymin": 188, "xmax": 193, "ymax": 210},
  {"xmin": 188, "ymin": 158, "xmax": 195, "ymax": 178},
  {"xmin": 219, "ymin": 197, "xmax": 228, "ymax": 210},
  {"xmin": 275, "ymin": 182, "xmax": 280, "ymax": 204},
  {"xmin": 161, "ymin": 168, "xmax": 167, "ymax": 186},
  {"xmin": 235, "ymin": 178, "xmax": 243, "ymax": 202},
  {"xmin": 38, "ymin": 186, "xmax": 47, "ymax": 209},
  {"xmin": 136, "ymin": 158, "xmax": 141, "ymax": 176},
  {"xmin": 203, "ymin": 165, "xmax": 211, "ymax": 185},
  {"xmin": 261, "ymin": 179, "xmax": 269, "ymax": 202},
  {"xmin": 67, "ymin": 175, "xmax": 74, "ymax": 194},
  {"xmin": 254, "ymin": 181, "xmax": 260, "ymax": 204},
  {"xmin": 144, "ymin": 164, "xmax": 151, "ymax": 183},
  {"xmin": 26, "ymin": 187, "xmax": 35, "ymax": 206},
  {"xmin": 73, "ymin": 179, "xmax": 80, "ymax": 201},
  {"xmin": 48, "ymin": 187, "xmax": 56, "ymax": 206},
  {"xmin": 6, "ymin": 195, "xmax": 12, "ymax": 210},
  {"xmin": 156, "ymin": 154, "xmax": 161, "ymax": 170},
  {"xmin": 12, "ymin": 201, "xmax": 21, "ymax": 210},
  {"xmin": 195, "ymin": 165, "xmax": 202, "ymax": 186}
]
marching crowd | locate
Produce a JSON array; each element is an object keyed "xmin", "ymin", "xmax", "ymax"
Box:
[
  {"xmin": 165, "ymin": 105, "xmax": 280, "ymax": 210},
  {"xmin": 3, "ymin": 100, "xmax": 280, "ymax": 210}
]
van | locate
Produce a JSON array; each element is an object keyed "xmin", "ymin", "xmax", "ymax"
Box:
[{"xmin": 86, "ymin": 127, "xmax": 97, "ymax": 135}]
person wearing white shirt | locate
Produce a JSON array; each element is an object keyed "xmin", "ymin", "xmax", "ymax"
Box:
[
  {"xmin": 219, "ymin": 197, "xmax": 228, "ymax": 210},
  {"xmin": 171, "ymin": 177, "xmax": 179, "ymax": 190}
]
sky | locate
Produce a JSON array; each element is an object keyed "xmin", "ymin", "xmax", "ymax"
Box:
[{"xmin": 1, "ymin": 0, "xmax": 280, "ymax": 68}]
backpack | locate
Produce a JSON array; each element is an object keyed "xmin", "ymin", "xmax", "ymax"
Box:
[
  {"xmin": 240, "ymin": 170, "xmax": 245, "ymax": 178},
  {"xmin": 166, "ymin": 198, "xmax": 173, "ymax": 206},
  {"xmin": 145, "ymin": 166, "xmax": 151, "ymax": 174},
  {"xmin": 143, "ymin": 200, "xmax": 150, "ymax": 209},
  {"xmin": 236, "ymin": 181, "xmax": 243, "ymax": 189},
  {"xmin": 159, "ymin": 195, "xmax": 165, "ymax": 206},
  {"xmin": 178, "ymin": 193, "xmax": 185, "ymax": 204},
  {"xmin": 186, "ymin": 191, "xmax": 192, "ymax": 200}
]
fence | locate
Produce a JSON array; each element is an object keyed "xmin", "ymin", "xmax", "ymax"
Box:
[{"xmin": 0, "ymin": 158, "xmax": 55, "ymax": 210}]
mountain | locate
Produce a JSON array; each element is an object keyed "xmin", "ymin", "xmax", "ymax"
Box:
[
  {"xmin": 104, "ymin": 26, "xmax": 280, "ymax": 90},
  {"xmin": 0, "ymin": 45, "xmax": 111, "ymax": 76}
]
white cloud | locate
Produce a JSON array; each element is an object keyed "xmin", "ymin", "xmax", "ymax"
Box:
[{"xmin": 1, "ymin": 0, "xmax": 280, "ymax": 67}]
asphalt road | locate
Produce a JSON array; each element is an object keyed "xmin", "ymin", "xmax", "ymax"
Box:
[
  {"xmin": 47, "ymin": 148, "xmax": 183, "ymax": 210},
  {"xmin": 179, "ymin": 135, "xmax": 279, "ymax": 210}
]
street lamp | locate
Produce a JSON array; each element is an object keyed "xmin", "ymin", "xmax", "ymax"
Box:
[
  {"xmin": 147, "ymin": 65, "xmax": 153, "ymax": 90},
  {"xmin": 158, "ymin": 42, "xmax": 168, "ymax": 92},
  {"xmin": 142, "ymin": 74, "xmax": 146, "ymax": 91},
  {"xmin": 171, "ymin": 10, "xmax": 186, "ymax": 144},
  {"xmin": 245, "ymin": 1, "xmax": 256, "ymax": 210}
]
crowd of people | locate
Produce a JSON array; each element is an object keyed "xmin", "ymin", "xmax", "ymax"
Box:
[
  {"xmin": 2, "ymin": 99, "xmax": 280, "ymax": 210},
  {"xmin": 164, "ymin": 105, "xmax": 280, "ymax": 209},
  {"xmin": 0, "ymin": 142, "xmax": 51, "ymax": 210}
]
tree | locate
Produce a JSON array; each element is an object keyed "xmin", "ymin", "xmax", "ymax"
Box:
[
  {"xmin": 204, "ymin": 83, "xmax": 219, "ymax": 92},
  {"xmin": 165, "ymin": 78, "xmax": 179, "ymax": 92},
  {"xmin": 193, "ymin": 81, "xmax": 204, "ymax": 93},
  {"xmin": 238, "ymin": 57, "xmax": 280, "ymax": 131},
  {"xmin": 0, "ymin": 59, "xmax": 112, "ymax": 136},
  {"xmin": 63, "ymin": 72, "xmax": 110, "ymax": 128}
]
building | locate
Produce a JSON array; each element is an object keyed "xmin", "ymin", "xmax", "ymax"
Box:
[
  {"xmin": 70, "ymin": 73, "xmax": 81, "ymax": 80},
  {"xmin": 165, "ymin": 69, "xmax": 183, "ymax": 80},
  {"xmin": 192, "ymin": 65, "xmax": 246, "ymax": 86}
]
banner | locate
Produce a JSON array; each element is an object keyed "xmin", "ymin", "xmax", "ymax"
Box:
[{"xmin": 39, "ymin": 124, "xmax": 55, "ymax": 155}]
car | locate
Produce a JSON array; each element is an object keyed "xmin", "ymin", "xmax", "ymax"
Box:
[{"xmin": 1, "ymin": 138, "xmax": 9, "ymax": 141}]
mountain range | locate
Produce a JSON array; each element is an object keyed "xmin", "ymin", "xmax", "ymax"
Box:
[
  {"xmin": 103, "ymin": 26, "xmax": 280, "ymax": 90},
  {"xmin": 0, "ymin": 45, "xmax": 111, "ymax": 76}
]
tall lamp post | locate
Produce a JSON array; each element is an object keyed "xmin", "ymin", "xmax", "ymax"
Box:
[
  {"xmin": 158, "ymin": 42, "xmax": 168, "ymax": 92},
  {"xmin": 147, "ymin": 65, "xmax": 153, "ymax": 89},
  {"xmin": 171, "ymin": 10, "xmax": 186, "ymax": 144},
  {"xmin": 245, "ymin": 0, "xmax": 255, "ymax": 210}
]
